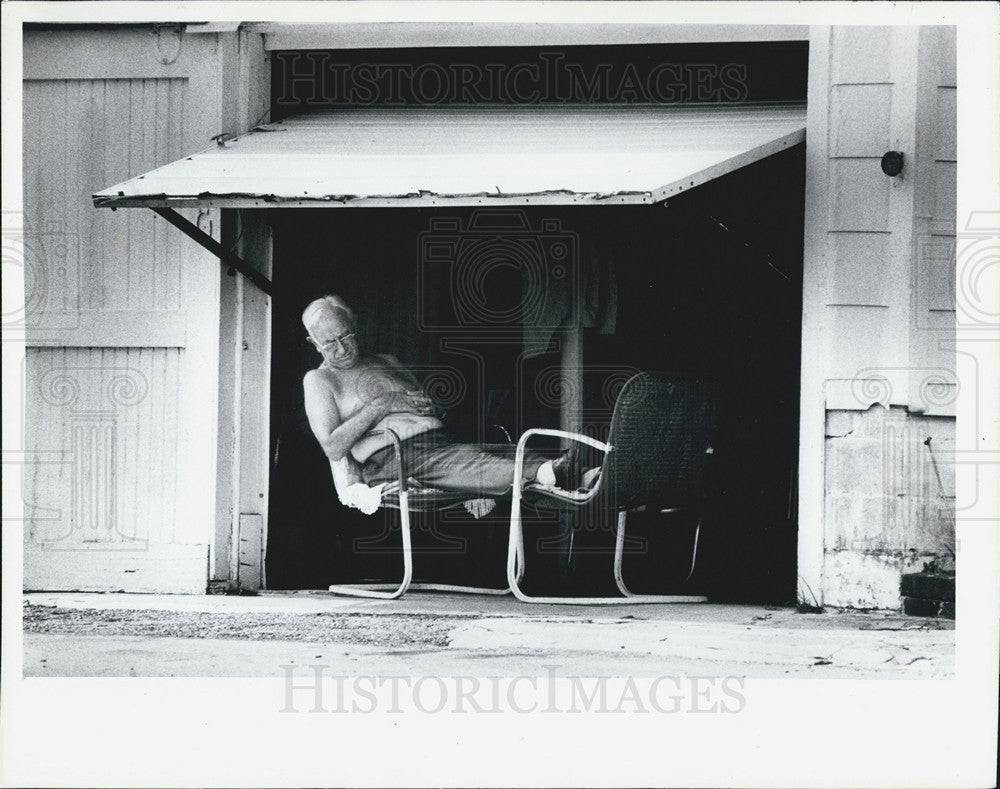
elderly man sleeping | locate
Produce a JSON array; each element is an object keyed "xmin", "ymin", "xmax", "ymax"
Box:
[{"xmin": 302, "ymin": 295, "xmax": 597, "ymax": 513}]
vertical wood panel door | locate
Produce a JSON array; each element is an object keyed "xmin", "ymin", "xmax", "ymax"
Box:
[{"xmin": 22, "ymin": 27, "xmax": 224, "ymax": 592}]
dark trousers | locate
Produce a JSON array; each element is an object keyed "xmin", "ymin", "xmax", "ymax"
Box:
[{"xmin": 360, "ymin": 429, "xmax": 546, "ymax": 496}]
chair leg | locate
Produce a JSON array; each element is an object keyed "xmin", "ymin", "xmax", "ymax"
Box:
[
  {"xmin": 516, "ymin": 527, "xmax": 525, "ymax": 584},
  {"xmin": 408, "ymin": 502, "xmax": 517, "ymax": 595},
  {"xmin": 614, "ymin": 512, "xmax": 706, "ymax": 602},
  {"xmin": 507, "ymin": 494, "xmax": 706, "ymax": 605},
  {"xmin": 405, "ymin": 505, "xmax": 514, "ymax": 595},
  {"xmin": 328, "ymin": 491, "xmax": 415, "ymax": 599},
  {"xmin": 410, "ymin": 520, "xmax": 514, "ymax": 594},
  {"xmin": 684, "ymin": 520, "xmax": 702, "ymax": 583},
  {"xmin": 330, "ymin": 498, "xmax": 514, "ymax": 597},
  {"xmin": 408, "ymin": 583, "xmax": 510, "ymax": 595}
]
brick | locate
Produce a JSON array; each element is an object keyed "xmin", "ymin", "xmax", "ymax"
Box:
[{"xmin": 901, "ymin": 572, "xmax": 955, "ymax": 602}]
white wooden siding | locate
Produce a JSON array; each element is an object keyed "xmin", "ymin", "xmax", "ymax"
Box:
[
  {"xmin": 212, "ymin": 28, "xmax": 273, "ymax": 589},
  {"xmin": 22, "ymin": 28, "xmax": 226, "ymax": 592},
  {"xmin": 812, "ymin": 26, "xmax": 957, "ymax": 415},
  {"xmin": 24, "ymin": 78, "xmax": 186, "ymax": 314},
  {"xmin": 910, "ymin": 26, "xmax": 958, "ymax": 415},
  {"xmin": 24, "ymin": 347, "xmax": 181, "ymax": 546},
  {"xmin": 23, "ymin": 78, "xmax": 188, "ymax": 347},
  {"xmin": 798, "ymin": 26, "xmax": 957, "ymax": 607},
  {"xmin": 824, "ymin": 26, "xmax": 908, "ymax": 410}
]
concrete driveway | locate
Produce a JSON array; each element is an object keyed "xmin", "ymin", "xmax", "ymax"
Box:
[{"xmin": 22, "ymin": 591, "xmax": 954, "ymax": 678}]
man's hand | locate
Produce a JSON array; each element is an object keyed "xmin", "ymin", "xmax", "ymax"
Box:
[{"xmin": 377, "ymin": 389, "xmax": 435, "ymax": 417}]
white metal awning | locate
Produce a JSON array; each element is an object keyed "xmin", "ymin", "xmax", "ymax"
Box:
[{"xmin": 93, "ymin": 103, "xmax": 806, "ymax": 209}]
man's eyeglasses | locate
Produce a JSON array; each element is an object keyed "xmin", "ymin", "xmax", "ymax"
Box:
[{"xmin": 309, "ymin": 332, "xmax": 356, "ymax": 353}]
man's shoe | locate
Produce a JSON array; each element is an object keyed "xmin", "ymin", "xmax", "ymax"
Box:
[{"xmin": 551, "ymin": 444, "xmax": 582, "ymax": 491}]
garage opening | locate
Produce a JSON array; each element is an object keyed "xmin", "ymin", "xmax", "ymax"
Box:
[
  {"xmin": 262, "ymin": 42, "xmax": 806, "ymax": 603},
  {"xmin": 265, "ymin": 138, "xmax": 804, "ymax": 601}
]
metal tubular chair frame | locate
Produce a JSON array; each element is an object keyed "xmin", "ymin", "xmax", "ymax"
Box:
[
  {"xmin": 507, "ymin": 373, "xmax": 714, "ymax": 605},
  {"xmin": 328, "ymin": 429, "xmax": 413, "ymax": 599},
  {"xmin": 612, "ymin": 510, "xmax": 703, "ymax": 598},
  {"xmin": 328, "ymin": 428, "xmax": 513, "ymax": 599}
]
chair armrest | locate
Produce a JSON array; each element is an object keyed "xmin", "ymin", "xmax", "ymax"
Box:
[
  {"xmin": 513, "ymin": 428, "xmax": 613, "ymax": 500},
  {"xmin": 515, "ymin": 428, "xmax": 613, "ymax": 455},
  {"xmin": 363, "ymin": 428, "xmax": 408, "ymax": 493}
]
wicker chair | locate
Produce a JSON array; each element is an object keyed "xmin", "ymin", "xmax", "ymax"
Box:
[{"xmin": 507, "ymin": 372, "xmax": 718, "ymax": 604}]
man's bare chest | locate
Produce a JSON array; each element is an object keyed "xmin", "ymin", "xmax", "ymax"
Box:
[{"xmin": 325, "ymin": 362, "xmax": 413, "ymax": 418}]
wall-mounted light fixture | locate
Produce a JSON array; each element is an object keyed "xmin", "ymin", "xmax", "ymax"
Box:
[{"xmin": 881, "ymin": 150, "xmax": 905, "ymax": 177}]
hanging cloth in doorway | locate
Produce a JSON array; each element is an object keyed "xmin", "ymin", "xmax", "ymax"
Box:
[{"xmin": 522, "ymin": 250, "xmax": 617, "ymax": 359}]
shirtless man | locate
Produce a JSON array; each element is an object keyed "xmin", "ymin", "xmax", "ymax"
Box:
[{"xmin": 301, "ymin": 295, "xmax": 586, "ymax": 496}]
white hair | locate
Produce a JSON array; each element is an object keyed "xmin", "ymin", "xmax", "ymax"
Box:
[{"xmin": 302, "ymin": 295, "xmax": 355, "ymax": 332}]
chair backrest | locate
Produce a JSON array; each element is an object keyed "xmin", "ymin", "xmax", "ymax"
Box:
[{"xmin": 604, "ymin": 372, "xmax": 718, "ymax": 511}]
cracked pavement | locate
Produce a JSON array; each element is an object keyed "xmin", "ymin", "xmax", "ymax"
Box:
[{"xmin": 22, "ymin": 592, "xmax": 954, "ymax": 678}]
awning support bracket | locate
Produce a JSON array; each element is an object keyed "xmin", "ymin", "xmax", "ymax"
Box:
[{"xmin": 150, "ymin": 207, "xmax": 273, "ymax": 296}]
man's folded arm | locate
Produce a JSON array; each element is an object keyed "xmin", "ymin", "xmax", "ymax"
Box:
[{"xmin": 303, "ymin": 371, "xmax": 387, "ymax": 461}]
